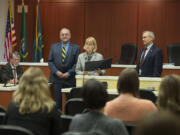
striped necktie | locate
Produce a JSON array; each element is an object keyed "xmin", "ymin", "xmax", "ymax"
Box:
[{"xmin": 62, "ymin": 44, "xmax": 66, "ymax": 64}]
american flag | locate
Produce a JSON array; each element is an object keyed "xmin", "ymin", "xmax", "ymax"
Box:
[{"xmin": 4, "ymin": 1, "xmax": 17, "ymax": 62}]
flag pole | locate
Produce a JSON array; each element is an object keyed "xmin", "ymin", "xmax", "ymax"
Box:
[
  {"xmin": 33, "ymin": 0, "xmax": 44, "ymax": 62},
  {"xmin": 35, "ymin": 0, "xmax": 39, "ymax": 58},
  {"xmin": 22, "ymin": 0, "xmax": 24, "ymax": 6},
  {"xmin": 9, "ymin": 0, "xmax": 17, "ymax": 51},
  {"xmin": 20, "ymin": 0, "xmax": 28, "ymax": 61}
]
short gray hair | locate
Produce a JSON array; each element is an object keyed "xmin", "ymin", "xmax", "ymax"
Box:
[
  {"xmin": 143, "ymin": 31, "xmax": 155, "ymax": 40},
  {"xmin": 10, "ymin": 51, "xmax": 20, "ymax": 59}
]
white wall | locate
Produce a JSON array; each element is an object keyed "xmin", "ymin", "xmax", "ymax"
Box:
[{"xmin": 0, "ymin": 0, "xmax": 14, "ymax": 62}]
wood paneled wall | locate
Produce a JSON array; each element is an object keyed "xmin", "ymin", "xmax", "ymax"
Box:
[{"xmin": 14, "ymin": 0, "xmax": 180, "ymax": 63}]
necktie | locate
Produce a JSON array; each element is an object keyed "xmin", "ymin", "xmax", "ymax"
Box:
[
  {"xmin": 13, "ymin": 68, "xmax": 17, "ymax": 84},
  {"xmin": 61, "ymin": 44, "xmax": 66, "ymax": 64},
  {"xmin": 139, "ymin": 47, "xmax": 147, "ymax": 67}
]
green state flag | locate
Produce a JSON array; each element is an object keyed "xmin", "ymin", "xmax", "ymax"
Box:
[
  {"xmin": 20, "ymin": 0, "xmax": 28, "ymax": 62},
  {"xmin": 32, "ymin": 3, "xmax": 44, "ymax": 62}
]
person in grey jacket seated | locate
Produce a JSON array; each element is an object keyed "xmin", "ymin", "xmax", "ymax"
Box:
[
  {"xmin": 75, "ymin": 37, "xmax": 105, "ymax": 75},
  {"xmin": 69, "ymin": 79, "xmax": 128, "ymax": 135}
]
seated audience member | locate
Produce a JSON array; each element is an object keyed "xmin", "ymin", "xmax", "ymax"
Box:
[
  {"xmin": 157, "ymin": 74, "xmax": 180, "ymax": 115},
  {"xmin": 69, "ymin": 79, "xmax": 128, "ymax": 135},
  {"xmin": 6, "ymin": 67, "xmax": 62, "ymax": 135},
  {"xmin": 75, "ymin": 37, "xmax": 105, "ymax": 75},
  {"xmin": 1, "ymin": 51, "xmax": 23, "ymax": 84},
  {"xmin": 105, "ymin": 68, "xmax": 157, "ymax": 123},
  {"xmin": 134, "ymin": 111, "xmax": 180, "ymax": 135}
]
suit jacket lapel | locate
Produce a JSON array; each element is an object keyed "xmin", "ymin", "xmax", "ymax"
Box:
[
  {"xmin": 90, "ymin": 53, "xmax": 96, "ymax": 61},
  {"xmin": 59, "ymin": 43, "xmax": 62, "ymax": 57},
  {"xmin": 7, "ymin": 63, "xmax": 13, "ymax": 77},
  {"xmin": 138, "ymin": 49, "xmax": 144, "ymax": 64}
]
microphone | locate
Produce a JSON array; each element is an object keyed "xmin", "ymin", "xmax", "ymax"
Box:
[
  {"xmin": 2, "ymin": 72, "xmax": 9, "ymax": 87},
  {"xmin": 82, "ymin": 73, "xmax": 85, "ymax": 86},
  {"xmin": 3, "ymin": 78, "xmax": 9, "ymax": 87},
  {"xmin": 82, "ymin": 57, "xmax": 88, "ymax": 86}
]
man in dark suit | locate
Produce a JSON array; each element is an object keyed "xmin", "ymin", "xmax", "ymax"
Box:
[
  {"xmin": 48, "ymin": 28, "xmax": 80, "ymax": 109},
  {"xmin": 1, "ymin": 51, "xmax": 23, "ymax": 84},
  {"xmin": 136, "ymin": 31, "xmax": 163, "ymax": 77}
]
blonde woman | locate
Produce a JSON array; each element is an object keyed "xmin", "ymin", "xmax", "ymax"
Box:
[
  {"xmin": 75, "ymin": 37, "xmax": 105, "ymax": 75},
  {"xmin": 6, "ymin": 67, "xmax": 62, "ymax": 135}
]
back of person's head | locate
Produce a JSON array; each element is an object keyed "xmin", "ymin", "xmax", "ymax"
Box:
[
  {"xmin": 157, "ymin": 74, "xmax": 180, "ymax": 114},
  {"xmin": 82, "ymin": 79, "xmax": 108, "ymax": 110},
  {"xmin": 117, "ymin": 68, "xmax": 139, "ymax": 97},
  {"xmin": 134, "ymin": 111, "xmax": 180, "ymax": 135},
  {"xmin": 13, "ymin": 67, "xmax": 55, "ymax": 114}
]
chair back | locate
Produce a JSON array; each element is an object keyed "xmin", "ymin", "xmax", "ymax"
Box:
[
  {"xmin": 124, "ymin": 122, "xmax": 136, "ymax": 135},
  {"xmin": 70, "ymin": 87, "xmax": 82, "ymax": 98},
  {"xmin": 0, "ymin": 125, "xmax": 34, "ymax": 135},
  {"xmin": 139, "ymin": 89, "xmax": 157, "ymax": 104},
  {"xmin": 63, "ymin": 131, "xmax": 104, "ymax": 135},
  {"xmin": 167, "ymin": 44, "xmax": 180, "ymax": 65},
  {"xmin": 118, "ymin": 43, "xmax": 137, "ymax": 64},
  {"xmin": 0, "ymin": 106, "xmax": 6, "ymax": 113},
  {"xmin": 61, "ymin": 114, "xmax": 73, "ymax": 133},
  {"xmin": 65, "ymin": 98, "xmax": 86, "ymax": 116},
  {"xmin": 0, "ymin": 69, "xmax": 3, "ymax": 83},
  {"xmin": 0, "ymin": 113, "xmax": 6, "ymax": 125}
]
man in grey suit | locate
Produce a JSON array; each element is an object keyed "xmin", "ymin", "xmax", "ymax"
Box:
[
  {"xmin": 48, "ymin": 28, "xmax": 80, "ymax": 109},
  {"xmin": 136, "ymin": 31, "xmax": 163, "ymax": 77}
]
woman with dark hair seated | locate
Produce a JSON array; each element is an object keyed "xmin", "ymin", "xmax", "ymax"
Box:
[
  {"xmin": 69, "ymin": 79, "xmax": 128, "ymax": 135},
  {"xmin": 6, "ymin": 67, "xmax": 62, "ymax": 135},
  {"xmin": 105, "ymin": 68, "xmax": 157, "ymax": 123}
]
